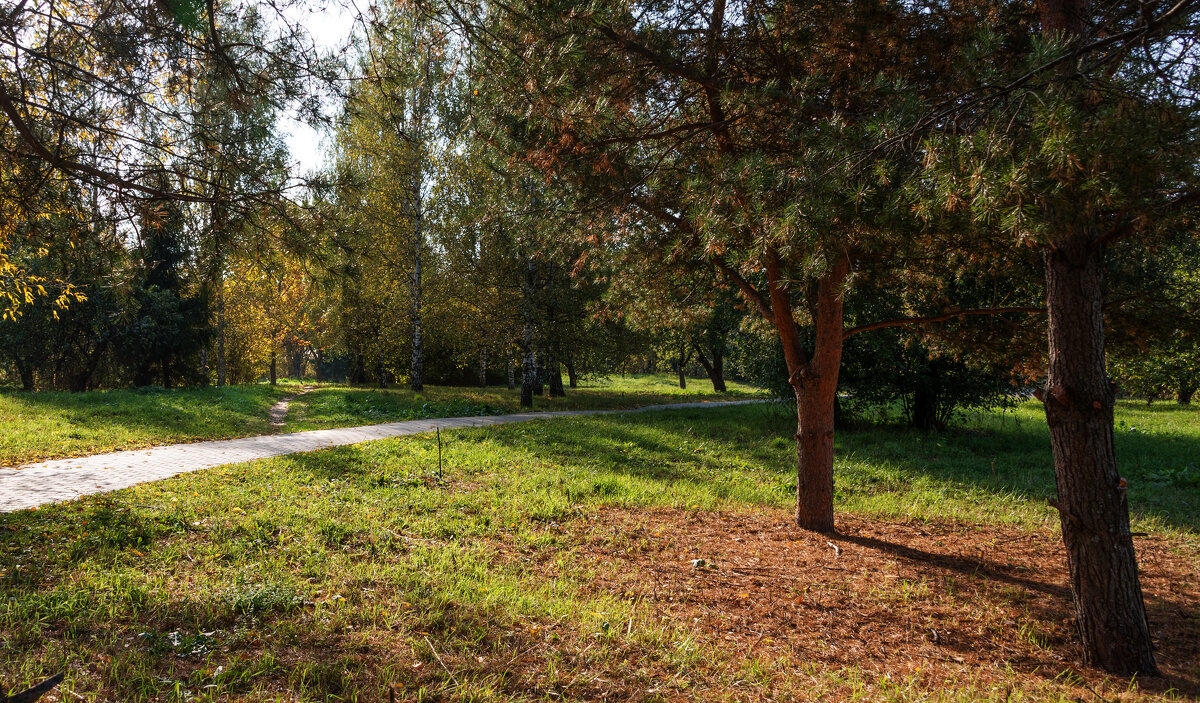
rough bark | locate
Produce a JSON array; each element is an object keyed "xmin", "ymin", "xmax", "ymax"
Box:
[
  {"xmin": 716, "ymin": 248, "xmax": 847, "ymax": 532},
  {"xmin": 1036, "ymin": 0, "xmax": 1158, "ymax": 675},
  {"xmin": 1042, "ymin": 234, "xmax": 1158, "ymax": 675},
  {"xmin": 782, "ymin": 259, "xmax": 846, "ymax": 534},
  {"xmin": 479, "ymin": 347, "xmax": 488, "ymax": 387},
  {"xmin": 506, "ymin": 348, "xmax": 516, "ymax": 390}
]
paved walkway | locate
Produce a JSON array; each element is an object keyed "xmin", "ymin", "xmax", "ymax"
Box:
[{"xmin": 0, "ymin": 400, "xmax": 767, "ymax": 512}]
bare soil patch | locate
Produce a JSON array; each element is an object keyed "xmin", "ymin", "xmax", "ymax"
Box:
[
  {"xmin": 268, "ymin": 386, "xmax": 315, "ymax": 427},
  {"xmin": 540, "ymin": 507, "xmax": 1200, "ymax": 699}
]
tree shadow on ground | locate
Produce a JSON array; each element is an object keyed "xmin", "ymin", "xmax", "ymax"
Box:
[
  {"xmin": 571, "ymin": 506, "xmax": 1200, "ymax": 699},
  {"xmin": 0, "ymin": 496, "xmax": 177, "ymax": 591},
  {"xmin": 834, "ymin": 416, "xmax": 1200, "ymax": 533},
  {"xmin": 829, "ymin": 526, "xmax": 1200, "ymax": 695}
]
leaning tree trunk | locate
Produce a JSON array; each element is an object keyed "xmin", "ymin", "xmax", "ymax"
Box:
[
  {"xmin": 1035, "ymin": 0, "xmax": 1157, "ymax": 675},
  {"xmin": 1042, "ymin": 232, "xmax": 1158, "ymax": 675}
]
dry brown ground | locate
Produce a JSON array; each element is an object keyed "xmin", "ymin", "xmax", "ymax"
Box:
[{"xmin": 506, "ymin": 507, "xmax": 1200, "ymax": 701}]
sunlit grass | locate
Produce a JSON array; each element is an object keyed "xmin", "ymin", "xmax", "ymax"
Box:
[
  {"xmin": 0, "ymin": 373, "xmax": 764, "ymax": 466},
  {"xmin": 1, "ymin": 401, "xmax": 1197, "ymax": 700},
  {"xmin": 0, "ymin": 385, "xmax": 289, "ymax": 466}
]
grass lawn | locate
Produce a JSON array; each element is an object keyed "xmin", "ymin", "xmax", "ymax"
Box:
[
  {"xmin": 0, "ymin": 385, "xmax": 291, "ymax": 467},
  {"xmin": 0, "ymin": 374, "xmax": 763, "ymax": 467},
  {"xmin": 284, "ymin": 374, "xmax": 765, "ymax": 432},
  {"xmin": 1, "ymin": 401, "xmax": 1197, "ymax": 701}
]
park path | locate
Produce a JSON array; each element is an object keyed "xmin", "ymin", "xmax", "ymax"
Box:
[
  {"xmin": 268, "ymin": 385, "xmax": 316, "ymax": 426},
  {"xmin": 0, "ymin": 399, "xmax": 767, "ymax": 512}
]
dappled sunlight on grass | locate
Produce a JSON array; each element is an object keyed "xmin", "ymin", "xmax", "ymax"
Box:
[{"xmin": 1, "ymin": 401, "xmax": 1197, "ymax": 701}]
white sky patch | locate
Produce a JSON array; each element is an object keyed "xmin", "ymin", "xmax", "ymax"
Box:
[{"xmin": 279, "ymin": 1, "xmax": 360, "ymax": 177}]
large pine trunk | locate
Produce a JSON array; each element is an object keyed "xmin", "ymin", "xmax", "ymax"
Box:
[
  {"xmin": 1043, "ymin": 234, "xmax": 1157, "ymax": 675},
  {"xmin": 1035, "ymin": 0, "xmax": 1157, "ymax": 675},
  {"xmin": 790, "ymin": 276, "xmax": 844, "ymax": 533},
  {"xmin": 769, "ymin": 254, "xmax": 847, "ymax": 533}
]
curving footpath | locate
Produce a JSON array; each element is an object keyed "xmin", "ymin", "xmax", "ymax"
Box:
[{"xmin": 0, "ymin": 400, "xmax": 768, "ymax": 512}]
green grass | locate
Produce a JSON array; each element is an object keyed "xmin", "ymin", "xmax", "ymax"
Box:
[
  {"xmin": 1, "ymin": 400, "xmax": 1197, "ymax": 701},
  {"xmin": 0, "ymin": 385, "xmax": 290, "ymax": 466},
  {"xmin": 0, "ymin": 374, "xmax": 763, "ymax": 466},
  {"xmin": 284, "ymin": 374, "xmax": 765, "ymax": 432},
  {"xmin": 835, "ymin": 399, "xmax": 1200, "ymax": 536}
]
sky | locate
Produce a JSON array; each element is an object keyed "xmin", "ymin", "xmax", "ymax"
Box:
[{"xmin": 280, "ymin": 2, "xmax": 359, "ymax": 176}]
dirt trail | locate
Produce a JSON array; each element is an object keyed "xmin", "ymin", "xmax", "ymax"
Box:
[{"xmin": 268, "ymin": 385, "xmax": 315, "ymax": 427}]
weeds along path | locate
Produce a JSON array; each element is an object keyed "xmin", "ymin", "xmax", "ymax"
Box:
[{"xmin": 0, "ymin": 399, "xmax": 769, "ymax": 512}]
